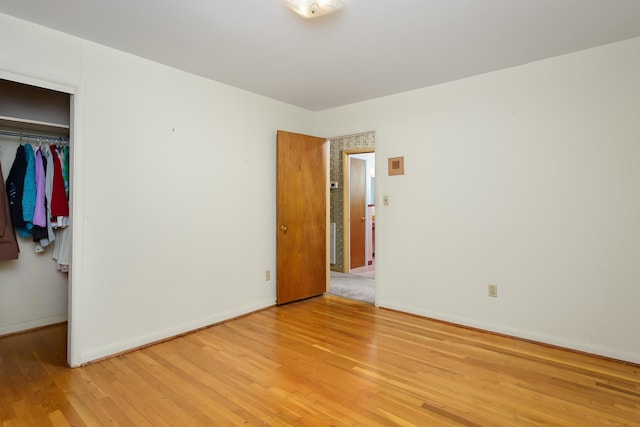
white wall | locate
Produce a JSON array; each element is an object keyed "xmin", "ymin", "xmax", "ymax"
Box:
[
  {"xmin": 77, "ymin": 42, "xmax": 313, "ymax": 364},
  {"xmin": 315, "ymin": 37, "xmax": 640, "ymax": 363},
  {"xmin": 0, "ymin": 12, "xmax": 314, "ymax": 365}
]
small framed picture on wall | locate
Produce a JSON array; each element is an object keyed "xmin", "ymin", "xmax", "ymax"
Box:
[{"xmin": 388, "ymin": 156, "xmax": 404, "ymax": 176}]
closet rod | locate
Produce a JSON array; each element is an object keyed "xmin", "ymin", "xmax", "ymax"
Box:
[{"xmin": 0, "ymin": 129, "xmax": 68, "ymax": 143}]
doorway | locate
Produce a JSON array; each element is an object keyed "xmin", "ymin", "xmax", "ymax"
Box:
[
  {"xmin": 343, "ymin": 150, "xmax": 375, "ymax": 277},
  {"xmin": 328, "ymin": 133, "xmax": 376, "ymax": 305}
]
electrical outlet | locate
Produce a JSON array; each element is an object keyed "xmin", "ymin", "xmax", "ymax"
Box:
[
  {"xmin": 488, "ymin": 284, "xmax": 498, "ymax": 298},
  {"xmin": 265, "ymin": 270, "xmax": 271, "ymax": 281}
]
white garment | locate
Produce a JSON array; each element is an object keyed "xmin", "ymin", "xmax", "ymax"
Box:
[{"xmin": 52, "ymin": 226, "xmax": 70, "ymax": 272}]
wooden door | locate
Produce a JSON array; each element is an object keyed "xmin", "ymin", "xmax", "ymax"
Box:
[
  {"xmin": 349, "ymin": 157, "xmax": 366, "ymax": 269},
  {"xmin": 276, "ymin": 130, "xmax": 328, "ymax": 305}
]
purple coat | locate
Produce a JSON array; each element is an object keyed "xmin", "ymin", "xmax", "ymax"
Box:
[{"xmin": 33, "ymin": 147, "xmax": 47, "ymax": 227}]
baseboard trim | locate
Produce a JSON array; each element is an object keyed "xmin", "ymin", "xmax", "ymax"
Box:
[
  {"xmin": 380, "ymin": 304, "xmax": 640, "ymax": 367},
  {"xmin": 0, "ymin": 315, "xmax": 68, "ymax": 338},
  {"xmin": 79, "ymin": 301, "xmax": 276, "ymax": 367}
]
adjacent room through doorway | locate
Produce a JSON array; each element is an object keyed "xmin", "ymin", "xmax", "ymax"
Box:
[{"xmin": 327, "ymin": 132, "xmax": 376, "ymax": 304}]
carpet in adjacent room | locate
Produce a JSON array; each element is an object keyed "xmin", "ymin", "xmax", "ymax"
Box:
[{"xmin": 328, "ymin": 271, "xmax": 375, "ymax": 304}]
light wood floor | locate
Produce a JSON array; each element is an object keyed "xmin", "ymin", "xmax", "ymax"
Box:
[{"xmin": 1, "ymin": 295, "xmax": 639, "ymax": 426}]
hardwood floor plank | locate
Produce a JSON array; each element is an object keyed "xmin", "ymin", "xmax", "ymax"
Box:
[
  {"xmin": 10, "ymin": 399, "xmax": 41, "ymax": 426},
  {"xmin": 1, "ymin": 295, "xmax": 639, "ymax": 425},
  {"xmin": 47, "ymin": 409, "xmax": 71, "ymax": 427}
]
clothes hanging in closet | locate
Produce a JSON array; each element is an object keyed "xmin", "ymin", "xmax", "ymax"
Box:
[
  {"xmin": 52, "ymin": 227, "xmax": 70, "ymax": 272},
  {"xmin": 0, "ymin": 155, "xmax": 20, "ymax": 260},
  {"xmin": 31, "ymin": 146, "xmax": 49, "ymax": 246},
  {"xmin": 5, "ymin": 144, "xmax": 27, "ymax": 230},
  {"xmin": 4, "ymin": 142, "xmax": 71, "ymax": 269},
  {"xmin": 49, "ymin": 144, "xmax": 71, "ymax": 271},
  {"xmin": 40, "ymin": 147, "xmax": 55, "ymax": 247},
  {"xmin": 21, "ymin": 143, "xmax": 36, "ymax": 238},
  {"xmin": 50, "ymin": 145, "xmax": 69, "ymax": 220}
]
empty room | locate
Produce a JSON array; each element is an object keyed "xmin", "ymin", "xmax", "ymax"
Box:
[{"xmin": 1, "ymin": 1, "xmax": 639, "ymax": 425}]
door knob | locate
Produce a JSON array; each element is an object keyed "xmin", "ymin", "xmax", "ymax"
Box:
[
  {"xmin": 361, "ymin": 217, "xmax": 366, "ymax": 222},
  {"xmin": 280, "ymin": 225, "xmax": 288, "ymax": 231}
]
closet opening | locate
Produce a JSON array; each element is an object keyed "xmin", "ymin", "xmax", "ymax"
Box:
[{"xmin": 0, "ymin": 77, "xmax": 72, "ymax": 366}]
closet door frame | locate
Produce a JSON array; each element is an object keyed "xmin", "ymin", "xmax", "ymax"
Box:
[{"xmin": 0, "ymin": 69, "xmax": 82, "ymax": 367}]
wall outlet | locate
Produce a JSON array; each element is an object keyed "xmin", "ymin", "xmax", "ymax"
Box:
[
  {"xmin": 488, "ymin": 284, "xmax": 498, "ymax": 298},
  {"xmin": 265, "ymin": 270, "xmax": 271, "ymax": 281}
]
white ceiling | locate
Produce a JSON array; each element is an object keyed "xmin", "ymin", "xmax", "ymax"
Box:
[{"xmin": 1, "ymin": 0, "xmax": 639, "ymax": 111}]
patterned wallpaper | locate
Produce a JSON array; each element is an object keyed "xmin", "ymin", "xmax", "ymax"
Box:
[{"xmin": 330, "ymin": 132, "xmax": 375, "ymax": 271}]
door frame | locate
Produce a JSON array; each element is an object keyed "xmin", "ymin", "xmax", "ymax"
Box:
[
  {"xmin": 0, "ymin": 69, "xmax": 80, "ymax": 367},
  {"xmin": 341, "ymin": 148, "xmax": 375, "ymax": 273}
]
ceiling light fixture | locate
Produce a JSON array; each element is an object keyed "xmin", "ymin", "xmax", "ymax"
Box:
[{"xmin": 283, "ymin": 0, "xmax": 344, "ymax": 19}]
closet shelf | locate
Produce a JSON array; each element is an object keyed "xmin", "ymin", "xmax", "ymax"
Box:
[{"xmin": 0, "ymin": 115, "xmax": 70, "ymax": 137}]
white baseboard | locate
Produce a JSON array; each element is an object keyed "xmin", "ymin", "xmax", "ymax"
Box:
[
  {"xmin": 380, "ymin": 300, "xmax": 640, "ymax": 365},
  {"xmin": 78, "ymin": 299, "xmax": 275, "ymax": 365},
  {"xmin": 0, "ymin": 314, "xmax": 68, "ymax": 337}
]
